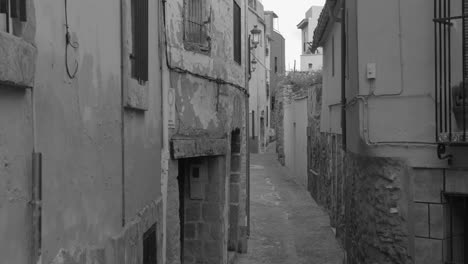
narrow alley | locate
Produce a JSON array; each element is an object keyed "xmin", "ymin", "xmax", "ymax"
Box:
[{"xmin": 236, "ymin": 143, "xmax": 344, "ymax": 264}]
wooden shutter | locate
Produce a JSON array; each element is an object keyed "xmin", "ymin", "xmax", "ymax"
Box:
[
  {"xmin": 19, "ymin": 0, "xmax": 26, "ymax": 21},
  {"xmin": 0, "ymin": 0, "xmax": 7, "ymax": 13},
  {"xmin": 132, "ymin": 0, "xmax": 149, "ymax": 82},
  {"xmin": 233, "ymin": 1, "xmax": 241, "ymax": 64},
  {"xmin": 10, "ymin": 0, "xmax": 17, "ymax": 18}
]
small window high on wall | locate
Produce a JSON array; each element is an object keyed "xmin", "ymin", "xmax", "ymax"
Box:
[
  {"xmin": 0, "ymin": 0, "xmax": 27, "ymax": 34},
  {"xmin": 233, "ymin": 0, "xmax": 241, "ymax": 64},
  {"xmin": 184, "ymin": 0, "xmax": 211, "ymax": 53},
  {"xmin": 131, "ymin": 0, "xmax": 149, "ymax": 83}
]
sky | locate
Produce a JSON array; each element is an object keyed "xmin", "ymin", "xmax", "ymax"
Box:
[{"xmin": 262, "ymin": 0, "xmax": 326, "ymax": 71}]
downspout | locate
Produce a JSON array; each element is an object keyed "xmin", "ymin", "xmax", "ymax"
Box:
[
  {"xmin": 341, "ymin": 0, "xmax": 347, "ymax": 151},
  {"xmin": 119, "ymin": 0, "xmax": 126, "ymax": 227},
  {"xmin": 244, "ymin": 0, "xmax": 251, "ymax": 237}
]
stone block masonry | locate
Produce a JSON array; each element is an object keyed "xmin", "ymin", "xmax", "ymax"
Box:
[
  {"xmin": 182, "ymin": 157, "xmax": 227, "ymax": 264},
  {"xmin": 307, "ymin": 132, "xmax": 413, "ymax": 264}
]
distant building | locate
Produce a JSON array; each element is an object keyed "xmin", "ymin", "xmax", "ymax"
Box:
[
  {"xmin": 248, "ymin": 0, "xmax": 271, "ymax": 153},
  {"xmin": 265, "ymin": 11, "xmax": 285, "ymax": 138},
  {"xmin": 297, "ymin": 6, "xmax": 323, "ymax": 71}
]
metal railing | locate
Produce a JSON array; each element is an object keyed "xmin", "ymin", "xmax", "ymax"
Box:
[{"xmin": 434, "ymin": 0, "xmax": 468, "ymax": 145}]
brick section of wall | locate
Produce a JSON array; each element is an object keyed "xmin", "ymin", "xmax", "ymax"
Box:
[{"xmin": 49, "ymin": 200, "xmax": 164, "ymax": 264}]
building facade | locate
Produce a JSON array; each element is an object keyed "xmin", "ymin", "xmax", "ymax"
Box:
[
  {"xmin": 311, "ymin": 0, "xmax": 468, "ymax": 263},
  {"xmin": 297, "ymin": 6, "xmax": 323, "ymax": 72},
  {"xmin": 265, "ymin": 11, "xmax": 285, "ymax": 140},
  {"xmin": 248, "ymin": 0, "xmax": 271, "ymax": 153},
  {"xmin": 0, "ymin": 0, "xmax": 249, "ymax": 263}
]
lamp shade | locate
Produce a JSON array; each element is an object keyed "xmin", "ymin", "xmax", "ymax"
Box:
[{"xmin": 250, "ymin": 25, "xmax": 261, "ymax": 46}]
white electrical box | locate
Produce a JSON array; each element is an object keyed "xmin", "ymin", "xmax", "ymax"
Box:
[{"xmin": 367, "ymin": 63, "xmax": 376, "ymax": 79}]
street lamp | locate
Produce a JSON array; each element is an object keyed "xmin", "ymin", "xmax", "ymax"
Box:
[
  {"xmin": 250, "ymin": 25, "xmax": 261, "ymax": 49},
  {"xmin": 251, "ymin": 58, "xmax": 257, "ymax": 72}
]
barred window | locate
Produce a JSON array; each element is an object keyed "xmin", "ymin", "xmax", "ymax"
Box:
[
  {"xmin": 131, "ymin": 0, "xmax": 149, "ymax": 83},
  {"xmin": 0, "ymin": 0, "xmax": 27, "ymax": 34},
  {"xmin": 185, "ymin": 0, "xmax": 211, "ymax": 52}
]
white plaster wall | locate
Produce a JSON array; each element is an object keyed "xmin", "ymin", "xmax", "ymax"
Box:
[
  {"xmin": 320, "ymin": 23, "xmax": 342, "ymax": 134},
  {"xmin": 300, "ymin": 54, "xmax": 323, "ymax": 71},
  {"xmin": 283, "ymin": 98, "xmax": 308, "ymax": 187}
]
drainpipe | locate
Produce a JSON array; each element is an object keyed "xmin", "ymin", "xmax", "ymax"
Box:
[
  {"xmin": 341, "ymin": 0, "xmax": 347, "ymax": 151},
  {"xmin": 244, "ymin": 0, "xmax": 251, "ymax": 237},
  {"xmin": 119, "ymin": 0, "xmax": 126, "ymax": 227}
]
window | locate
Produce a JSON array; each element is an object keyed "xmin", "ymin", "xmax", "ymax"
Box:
[
  {"xmin": 274, "ymin": 57, "xmax": 278, "ymax": 73},
  {"xmin": 143, "ymin": 224, "xmax": 157, "ymax": 264},
  {"xmin": 332, "ymin": 36, "xmax": 335, "ymax": 77},
  {"xmin": 445, "ymin": 195, "xmax": 468, "ymax": 264},
  {"xmin": 308, "ymin": 63, "xmax": 313, "ymax": 69},
  {"xmin": 0, "ymin": 0, "xmax": 27, "ymax": 34},
  {"xmin": 185, "ymin": 0, "xmax": 210, "ymax": 52},
  {"xmin": 233, "ymin": 0, "xmax": 241, "ymax": 64},
  {"xmin": 131, "ymin": 0, "xmax": 149, "ymax": 83}
]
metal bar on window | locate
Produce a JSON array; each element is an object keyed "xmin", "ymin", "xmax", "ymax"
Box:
[
  {"xmin": 463, "ymin": 0, "xmax": 468, "ymax": 140},
  {"xmin": 439, "ymin": 0, "xmax": 444, "ymax": 136},
  {"xmin": 435, "ymin": 0, "xmax": 439, "ymax": 142},
  {"xmin": 448, "ymin": 0, "xmax": 452, "ymax": 141},
  {"xmin": 443, "ymin": 0, "xmax": 447, "ymax": 133}
]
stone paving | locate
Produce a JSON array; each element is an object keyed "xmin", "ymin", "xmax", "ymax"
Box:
[{"xmin": 236, "ymin": 143, "xmax": 344, "ymax": 264}]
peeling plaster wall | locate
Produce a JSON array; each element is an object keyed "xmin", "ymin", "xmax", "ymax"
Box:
[
  {"xmin": 34, "ymin": 0, "xmax": 122, "ymax": 261},
  {"xmin": 165, "ymin": 0, "xmax": 247, "ymax": 138},
  {"xmin": 0, "ymin": 89, "xmax": 34, "ymax": 264},
  {"xmin": 0, "ymin": 0, "xmax": 37, "ymax": 263},
  {"xmin": 33, "ymin": 0, "xmax": 162, "ymax": 263},
  {"xmin": 164, "ymin": 0, "xmax": 248, "ymax": 263}
]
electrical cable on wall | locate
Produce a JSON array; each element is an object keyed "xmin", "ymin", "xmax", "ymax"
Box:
[
  {"xmin": 64, "ymin": 0, "xmax": 79, "ymax": 79},
  {"xmin": 161, "ymin": 0, "xmax": 249, "ymax": 97}
]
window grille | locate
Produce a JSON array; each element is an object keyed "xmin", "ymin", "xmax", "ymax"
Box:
[
  {"xmin": 233, "ymin": 0, "xmax": 241, "ymax": 64},
  {"xmin": 0, "ymin": 0, "xmax": 27, "ymax": 34},
  {"xmin": 131, "ymin": 0, "xmax": 149, "ymax": 83},
  {"xmin": 185, "ymin": 0, "xmax": 210, "ymax": 49},
  {"xmin": 434, "ymin": 0, "xmax": 468, "ymax": 145}
]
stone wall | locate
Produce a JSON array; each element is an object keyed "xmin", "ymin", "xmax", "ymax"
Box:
[
  {"xmin": 307, "ymin": 134, "xmax": 414, "ymax": 263},
  {"xmin": 307, "ymin": 84, "xmax": 412, "ymax": 263},
  {"xmin": 181, "ymin": 157, "xmax": 227, "ymax": 264}
]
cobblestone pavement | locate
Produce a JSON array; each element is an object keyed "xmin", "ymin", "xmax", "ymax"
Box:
[{"xmin": 236, "ymin": 143, "xmax": 344, "ymax": 264}]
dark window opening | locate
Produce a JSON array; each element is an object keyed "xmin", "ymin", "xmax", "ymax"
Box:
[
  {"xmin": 0, "ymin": 0, "xmax": 27, "ymax": 34},
  {"xmin": 275, "ymin": 57, "xmax": 278, "ymax": 73},
  {"xmin": 332, "ymin": 36, "xmax": 335, "ymax": 77},
  {"xmin": 308, "ymin": 63, "xmax": 313, "ymax": 69},
  {"xmin": 143, "ymin": 224, "xmax": 157, "ymax": 264},
  {"xmin": 233, "ymin": 0, "xmax": 241, "ymax": 64},
  {"xmin": 445, "ymin": 195, "xmax": 468, "ymax": 264},
  {"xmin": 131, "ymin": 0, "xmax": 149, "ymax": 83}
]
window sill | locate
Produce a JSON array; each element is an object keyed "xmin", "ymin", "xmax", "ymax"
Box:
[
  {"xmin": 0, "ymin": 31, "xmax": 36, "ymax": 89},
  {"xmin": 184, "ymin": 41, "xmax": 211, "ymax": 56}
]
